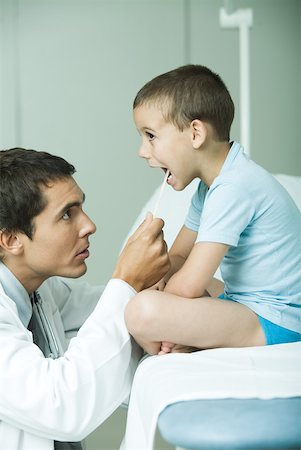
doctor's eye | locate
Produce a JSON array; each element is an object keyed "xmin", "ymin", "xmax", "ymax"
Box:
[{"xmin": 62, "ymin": 210, "xmax": 72, "ymax": 220}]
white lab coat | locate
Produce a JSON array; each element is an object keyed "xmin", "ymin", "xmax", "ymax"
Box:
[{"xmin": 0, "ymin": 276, "xmax": 141, "ymax": 450}]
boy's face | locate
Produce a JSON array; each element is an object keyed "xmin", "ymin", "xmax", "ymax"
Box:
[
  {"xmin": 134, "ymin": 104, "xmax": 199, "ymax": 191},
  {"xmin": 12, "ymin": 177, "xmax": 96, "ymax": 291}
]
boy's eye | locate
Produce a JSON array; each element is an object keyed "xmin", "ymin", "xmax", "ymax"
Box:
[{"xmin": 146, "ymin": 132, "xmax": 155, "ymax": 141}]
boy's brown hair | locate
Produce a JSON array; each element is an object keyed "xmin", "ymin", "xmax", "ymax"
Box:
[{"xmin": 133, "ymin": 64, "xmax": 234, "ymax": 141}]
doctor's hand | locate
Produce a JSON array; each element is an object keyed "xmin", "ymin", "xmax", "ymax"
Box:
[{"xmin": 112, "ymin": 212, "xmax": 170, "ymax": 292}]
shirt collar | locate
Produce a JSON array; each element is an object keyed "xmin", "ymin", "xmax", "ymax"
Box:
[
  {"xmin": 219, "ymin": 141, "xmax": 245, "ymax": 175},
  {"xmin": 0, "ymin": 262, "xmax": 32, "ymax": 328}
]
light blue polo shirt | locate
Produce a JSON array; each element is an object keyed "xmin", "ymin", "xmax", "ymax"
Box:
[{"xmin": 185, "ymin": 142, "xmax": 301, "ymax": 333}]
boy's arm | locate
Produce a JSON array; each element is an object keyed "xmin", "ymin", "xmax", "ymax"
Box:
[
  {"xmin": 163, "ymin": 225, "xmax": 198, "ymax": 283},
  {"xmin": 165, "ymin": 241, "xmax": 229, "ymax": 298}
]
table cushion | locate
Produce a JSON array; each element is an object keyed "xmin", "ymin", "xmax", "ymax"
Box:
[{"xmin": 158, "ymin": 397, "xmax": 301, "ymax": 450}]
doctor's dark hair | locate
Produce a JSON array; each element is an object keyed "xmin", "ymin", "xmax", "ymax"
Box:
[
  {"xmin": 133, "ymin": 64, "xmax": 235, "ymax": 141},
  {"xmin": 0, "ymin": 147, "xmax": 75, "ymax": 244}
]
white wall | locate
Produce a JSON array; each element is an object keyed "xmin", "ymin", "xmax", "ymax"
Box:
[
  {"xmin": 1, "ymin": 0, "xmax": 300, "ymax": 287},
  {"xmin": 1, "ymin": 0, "xmax": 301, "ymax": 287},
  {"xmin": 190, "ymin": 0, "xmax": 301, "ymax": 175}
]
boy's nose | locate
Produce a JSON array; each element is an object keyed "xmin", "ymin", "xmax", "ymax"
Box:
[{"xmin": 138, "ymin": 143, "xmax": 150, "ymax": 160}]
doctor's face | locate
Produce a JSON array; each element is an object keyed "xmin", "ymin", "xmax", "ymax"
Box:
[{"xmin": 20, "ymin": 176, "xmax": 96, "ymax": 287}]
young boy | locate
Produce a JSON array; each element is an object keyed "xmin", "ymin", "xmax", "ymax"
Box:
[{"xmin": 125, "ymin": 64, "xmax": 301, "ymax": 355}]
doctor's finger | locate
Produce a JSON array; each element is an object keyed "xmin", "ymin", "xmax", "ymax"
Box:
[
  {"xmin": 141, "ymin": 218, "xmax": 165, "ymax": 242},
  {"xmin": 158, "ymin": 237, "xmax": 168, "ymax": 255},
  {"xmin": 128, "ymin": 212, "xmax": 154, "ymax": 241}
]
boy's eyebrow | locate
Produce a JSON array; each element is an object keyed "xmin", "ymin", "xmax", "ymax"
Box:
[
  {"xmin": 140, "ymin": 126, "xmax": 155, "ymax": 132},
  {"xmin": 56, "ymin": 193, "xmax": 86, "ymax": 217}
]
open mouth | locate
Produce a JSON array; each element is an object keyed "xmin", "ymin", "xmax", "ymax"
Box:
[{"xmin": 162, "ymin": 168, "xmax": 173, "ymax": 184}]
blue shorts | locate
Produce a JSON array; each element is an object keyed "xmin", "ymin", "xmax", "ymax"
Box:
[
  {"xmin": 218, "ymin": 294, "xmax": 301, "ymax": 345},
  {"xmin": 257, "ymin": 316, "xmax": 301, "ymax": 345}
]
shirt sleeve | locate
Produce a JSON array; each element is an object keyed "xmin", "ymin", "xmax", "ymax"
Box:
[
  {"xmin": 196, "ymin": 181, "xmax": 255, "ymax": 247},
  {"xmin": 184, "ymin": 181, "xmax": 208, "ymax": 232}
]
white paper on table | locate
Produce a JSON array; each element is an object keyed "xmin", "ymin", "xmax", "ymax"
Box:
[{"xmin": 121, "ymin": 342, "xmax": 301, "ymax": 450}]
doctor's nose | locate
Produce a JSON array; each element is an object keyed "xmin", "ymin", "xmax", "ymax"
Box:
[{"xmin": 79, "ymin": 213, "xmax": 97, "ymax": 238}]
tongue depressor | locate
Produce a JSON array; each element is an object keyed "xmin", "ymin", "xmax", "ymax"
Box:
[{"xmin": 152, "ymin": 171, "xmax": 170, "ymax": 217}]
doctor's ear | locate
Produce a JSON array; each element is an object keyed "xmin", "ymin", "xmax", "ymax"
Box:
[
  {"xmin": 0, "ymin": 230, "xmax": 24, "ymax": 256},
  {"xmin": 190, "ymin": 119, "xmax": 207, "ymax": 149}
]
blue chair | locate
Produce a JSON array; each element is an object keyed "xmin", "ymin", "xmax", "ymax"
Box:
[{"xmin": 158, "ymin": 397, "xmax": 301, "ymax": 450}]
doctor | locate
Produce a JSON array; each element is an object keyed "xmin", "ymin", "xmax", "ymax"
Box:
[{"xmin": 0, "ymin": 147, "xmax": 170, "ymax": 450}]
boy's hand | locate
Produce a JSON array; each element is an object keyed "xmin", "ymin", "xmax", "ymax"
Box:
[
  {"xmin": 112, "ymin": 212, "xmax": 170, "ymax": 292},
  {"xmin": 148, "ymin": 278, "xmax": 166, "ymax": 291}
]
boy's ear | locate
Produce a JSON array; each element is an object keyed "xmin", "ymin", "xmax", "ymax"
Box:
[
  {"xmin": 190, "ymin": 119, "xmax": 207, "ymax": 149},
  {"xmin": 0, "ymin": 230, "xmax": 24, "ymax": 256}
]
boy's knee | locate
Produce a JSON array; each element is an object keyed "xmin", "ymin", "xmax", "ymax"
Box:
[{"xmin": 125, "ymin": 291, "xmax": 159, "ymax": 336}]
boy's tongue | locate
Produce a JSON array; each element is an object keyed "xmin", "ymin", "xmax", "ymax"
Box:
[{"xmin": 167, "ymin": 171, "xmax": 173, "ymax": 184}]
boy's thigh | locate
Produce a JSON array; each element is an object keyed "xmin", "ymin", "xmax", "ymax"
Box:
[
  {"xmin": 133, "ymin": 290, "xmax": 265, "ymax": 349},
  {"xmin": 180, "ymin": 295, "xmax": 266, "ymax": 349}
]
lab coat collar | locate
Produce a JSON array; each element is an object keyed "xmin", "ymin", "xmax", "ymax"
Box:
[{"xmin": 0, "ymin": 262, "xmax": 32, "ymax": 327}]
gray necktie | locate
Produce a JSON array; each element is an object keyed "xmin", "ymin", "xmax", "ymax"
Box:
[{"xmin": 28, "ymin": 292, "xmax": 83, "ymax": 450}]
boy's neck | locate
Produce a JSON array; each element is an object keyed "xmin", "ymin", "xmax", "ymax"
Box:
[{"xmin": 198, "ymin": 140, "xmax": 231, "ymax": 187}]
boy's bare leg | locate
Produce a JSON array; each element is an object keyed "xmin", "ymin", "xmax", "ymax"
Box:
[
  {"xmin": 157, "ymin": 278, "xmax": 225, "ymax": 354},
  {"xmin": 159, "ymin": 341, "xmax": 200, "ymax": 355},
  {"xmin": 125, "ymin": 290, "xmax": 266, "ymax": 355}
]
